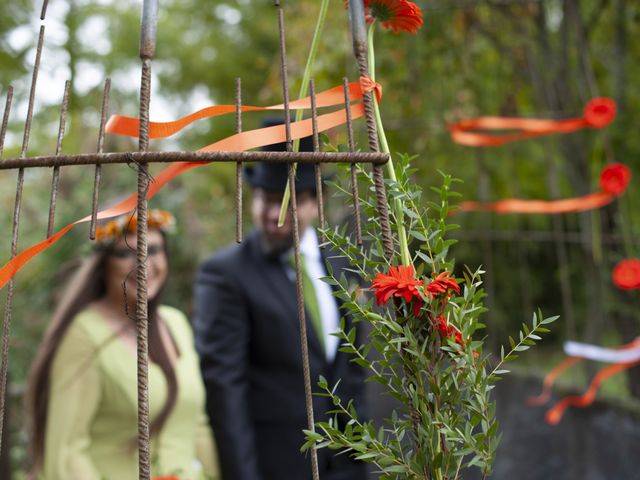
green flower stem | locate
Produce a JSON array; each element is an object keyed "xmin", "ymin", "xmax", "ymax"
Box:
[
  {"xmin": 368, "ymin": 24, "xmax": 412, "ymax": 267},
  {"xmin": 277, "ymin": 0, "xmax": 331, "ymax": 227}
]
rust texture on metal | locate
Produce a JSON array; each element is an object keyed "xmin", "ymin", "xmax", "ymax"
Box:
[
  {"xmin": 235, "ymin": 78, "xmax": 243, "ymax": 243},
  {"xmin": 348, "ymin": 0, "xmax": 394, "ymax": 260},
  {"xmin": 275, "ymin": 1, "xmax": 321, "ymax": 479},
  {"xmin": 309, "ymin": 80, "xmax": 326, "ymax": 245},
  {"xmin": 0, "ymin": 150, "xmax": 389, "ymax": 170},
  {"xmin": 89, "ymin": 78, "xmax": 112, "ymax": 240},
  {"xmin": 134, "ymin": 2, "xmax": 159, "ymax": 478},
  {"xmin": 0, "ymin": 21, "xmax": 46, "ymax": 457},
  {"xmin": 46, "ymin": 80, "xmax": 71, "ymax": 238},
  {"xmin": 0, "ymin": 86, "xmax": 13, "ymax": 159},
  {"xmin": 344, "ymin": 77, "xmax": 363, "ymax": 245},
  {"xmin": 139, "ymin": 0, "xmax": 158, "ymax": 60}
]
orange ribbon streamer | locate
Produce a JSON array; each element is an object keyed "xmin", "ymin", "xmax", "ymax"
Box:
[
  {"xmin": 0, "ymin": 80, "xmax": 380, "ymax": 290},
  {"xmin": 448, "ymin": 97, "xmax": 617, "ymax": 147},
  {"xmin": 455, "ymin": 162, "xmax": 631, "ymax": 215},
  {"xmin": 106, "ymin": 76, "xmax": 381, "ymax": 140},
  {"xmin": 456, "ymin": 192, "xmax": 614, "ymax": 215},
  {"xmin": 527, "ymin": 357, "xmax": 583, "ymax": 407},
  {"xmin": 527, "ymin": 338, "xmax": 640, "ymax": 424},
  {"xmin": 545, "ymin": 360, "xmax": 640, "ymax": 425}
]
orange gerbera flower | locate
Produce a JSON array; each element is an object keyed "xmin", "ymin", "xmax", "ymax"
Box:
[
  {"xmin": 425, "ymin": 272, "xmax": 460, "ymax": 298},
  {"xmin": 371, "ymin": 265, "xmax": 423, "ymax": 305},
  {"xmin": 345, "ymin": 0, "xmax": 424, "ymax": 34}
]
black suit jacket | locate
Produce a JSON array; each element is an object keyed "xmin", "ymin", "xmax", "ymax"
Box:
[{"xmin": 194, "ymin": 231, "xmax": 366, "ymax": 480}]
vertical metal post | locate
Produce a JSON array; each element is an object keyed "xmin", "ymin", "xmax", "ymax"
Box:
[
  {"xmin": 47, "ymin": 81, "xmax": 71, "ymax": 238},
  {"xmin": 275, "ymin": 2, "xmax": 321, "ymax": 479},
  {"xmin": 343, "ymin": 78, "xmax": 363, "ymax": 245},
  {"xmin": 235, "ymin": 78, "xmax": 243, "ymax": 243},
  {"xmin": 136, "ymin": 1, "xmax": 157, "ymax": 478},
  {"xmin": 89, "ymin": 79, "xmax": 112, "ymax": 239},
  {"xmin": 0, "ymin": 24, "xmax": 46, "ymax": 457},
  {"xmin": 309, "ymin": 80, "xmax": 326, "ymax": 245},
  {"xmin": 348, "ymin": 0, "xmax": 393, "ymax": 260}
]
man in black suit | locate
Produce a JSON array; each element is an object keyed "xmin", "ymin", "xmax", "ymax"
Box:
[{"xmin": 194, "ymin": 134, "xmax": 367, "ymax": 480}]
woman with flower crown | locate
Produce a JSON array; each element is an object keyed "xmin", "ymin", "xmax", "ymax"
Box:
[{"xmin": 25, "ymin": 210, "xmax": 219, "ymax": 480}]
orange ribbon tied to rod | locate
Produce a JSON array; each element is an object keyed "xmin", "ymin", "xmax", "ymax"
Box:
[
  {"xmin": 455, "ymin": 163, "xmax": 631, "ymax": 215},
  {"xmin": 0, "ymin": 78, "xmax": 381, "ymax": 291},
  {"xmin": 448, "ymin": 97, "xmax": 617, "ymax": 147}
]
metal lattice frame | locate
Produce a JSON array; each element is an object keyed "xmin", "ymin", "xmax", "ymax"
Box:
[{"xmin": 0, "ymin": 1, "xmax": 392, "ymax": 479}]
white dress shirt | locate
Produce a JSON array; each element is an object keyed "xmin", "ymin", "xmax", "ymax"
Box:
[{"xmin": 284, "ymin": 228, "xmax": 341, "ymax": 362}]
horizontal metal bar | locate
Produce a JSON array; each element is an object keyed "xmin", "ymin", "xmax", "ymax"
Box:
[{"xmin": 0, "ymin": 151, "xmax": 389, "ymax": 169}]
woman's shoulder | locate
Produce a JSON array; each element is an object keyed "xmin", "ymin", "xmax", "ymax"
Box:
[
  {"xmin": 159, "ymin": 305, "xmax": 193, "ymax": 343},
  {"xmin": 67, "ymin": 309, "xmax": 113, "ymax": 345}
]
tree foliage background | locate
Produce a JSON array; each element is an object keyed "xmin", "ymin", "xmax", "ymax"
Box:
[{"xmin": 0, "ymin": 0, "xmax": 639, "ymax": 475}]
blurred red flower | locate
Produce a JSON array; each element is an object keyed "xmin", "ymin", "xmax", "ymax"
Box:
[
  {"xmin": 152, "ymin": 477, "xmax": 179, "ymax": 480},
  {"xmin": 425, "ymin": 271, "xmax": 460, "ymax": 298},
  {"xmin": 345, "ymin": 0, "xmax": 424, "ymax": 34},
  {"xmin": 435, "ymin": 315, "xmax": 464, "ymax": 346},
  {"xmin": 583, "ymin": 97, "xmax": 616, "ymax": 128},
  {"xmin": 371, "ymin": 265, "xmax": 423, "ymax": 305},
  {"xmin": 612, "ymin": 259, "xmax": 640, "ymax": 290},
  {"xmin": 600, "ymin": 163, "xmax": 631, "ymax": 196}
]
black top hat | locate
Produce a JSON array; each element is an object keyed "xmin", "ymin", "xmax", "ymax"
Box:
[{"xmin": 244, "ymin": 117, "xmax": 318, "ymax": 193}]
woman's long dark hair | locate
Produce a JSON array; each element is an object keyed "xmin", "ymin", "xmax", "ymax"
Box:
[{"xmin": 25, "ymin": 234, "xmax": 179, "ymax": 472}]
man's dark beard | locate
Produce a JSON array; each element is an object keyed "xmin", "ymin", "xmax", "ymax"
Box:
[{"xmin": 259, "ymin": 231, "xmax": 294, "ymax": 258}]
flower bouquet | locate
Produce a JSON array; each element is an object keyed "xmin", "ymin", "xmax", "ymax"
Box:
[{"xmin": 299, "ymin": 1, "xmax": 557, "ymax": 479}]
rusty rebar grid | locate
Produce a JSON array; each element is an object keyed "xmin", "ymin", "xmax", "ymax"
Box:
[
  {"xmin": 309, "ymin": 80, "xmax": 326, "ymax": 245},
  {"xmin": 0, "ymin": 150, "xmax": 388, "ymax": 170},
  {"xmin": 275, "ymin": 1, "xmax": 321, "ymax": 479},
  {"xmin": 46, "ymin": 80, "xmax": 71, "ymax": 238},
  {"xmin": 349, "ymin": 0, "xmax": 394, "ymax": 261},
  {"xmin": 343, "ymin": 77, "xmax": 363, "ymax": 245}
]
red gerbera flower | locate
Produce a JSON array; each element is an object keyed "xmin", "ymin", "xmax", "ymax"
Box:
[
  {"xmin": 425, "ymin": 271, "xmax": 460, "ymax": 298},
  {"xmin": 600, "ymin": 163, "xmax": 631, "ymax": 196},
  {"xmin": 434, "ymin": 315, "xmax": 464, "ymax": 346},
  {"xmin": 345, "ymin": 0, "xmax": 424, "ymax": 34},
  {"xmin": 583, "ymin": 97, "xmax": 617, "ymax": 128},
  {"xmin": 612, "ymin": 259, "xmax": 640, "ymax": 290},
  {"xmin": 371, "ymin": 264, "xmax": 423, "ymax": 305}
]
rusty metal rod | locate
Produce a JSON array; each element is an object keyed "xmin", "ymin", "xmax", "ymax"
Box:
[
  {"xmin": 0, "ymin": 87, "xmax": 13, "ymax": 158},
  {"xmin": 309, "ymin": 80, "xmax": 326, "ymax": 245},
  {"xmin": 275, "ymin": 1, "xmax": 320, "ymax": 479},
  {"xmin": 46, "ymin": 80, "xmax": 71, "ymax": 238},
  {"xmin": 235, "ymin": 78, "xmax": 243, "ymax": 243},
  {"xmin": 343, "ymin": 77, "xmax": 363, "ymax": 245},
  {"xmin": 135, "ymin": 0, "xmax": 158, "ymax": 477},
  {"xmin": 89, "ymin": 78, "xmax": 112, "ymax": 240},
  {"xmin": 0, "ymin": 151, "xmax": 389, "ymax": 169},
  {"xmin": 0, "ymin": 23, "xmax": 46, "ymax": 457},
  {"xmin": 348, "ymin": 0, "xmax": 394, "ymax": 260}
]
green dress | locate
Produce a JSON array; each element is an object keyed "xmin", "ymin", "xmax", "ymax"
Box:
[{"xmin": 43, "ymin": 305, "xmax": 219, "ymax": 480}]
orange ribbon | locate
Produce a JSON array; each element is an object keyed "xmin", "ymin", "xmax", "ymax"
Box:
[
  {"xmin": 449, "ymin": 97, "xmax": 616, "ymax": 147},
  {"xmin": 455, "ymin": 162, "xmax": 630, "ymax": 215},
  {"xmin": 545, "ymin": 360, "xmax": 640, "ymax": 425},
  {"xmin": 527, "ymin": 338, "xmax": 640, "ymax": 424},
  {"xmin": 0, "ymin": 79, "xmax": 380, "ymax": 291},
  {"xmin": 456, "ymin": 192, "xmax": 614, "ymax": 215}
]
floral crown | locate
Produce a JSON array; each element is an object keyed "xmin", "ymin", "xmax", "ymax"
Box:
[{"xmin": 94, "ymin": 209, "xmax": 176, "ymax": 244}]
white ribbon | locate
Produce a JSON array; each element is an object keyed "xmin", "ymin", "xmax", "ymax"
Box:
[{"xmin": 563, "ymin": 339, "xmax": 640, "ymax": 363}]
